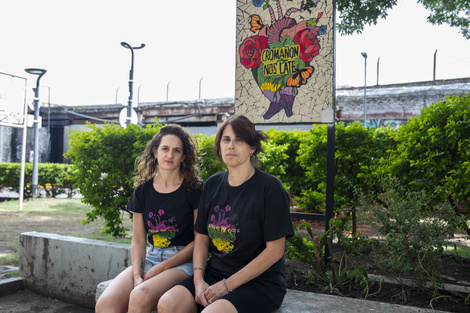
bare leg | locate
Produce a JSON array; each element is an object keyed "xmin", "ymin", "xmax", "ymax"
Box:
[
  {"xmin": 202, "ymin": 299, "xmax": 238, "ymax": 313},
  {"xmin": 95, "ymin": 267, "xmax": 134, "ymax": 313},
  {"xmin": 128, "ymin": 268, "xmax": 189, "ymax": 313},
  {"xmin": 158, "ymin": 285, "xmax": 197, "ymax": 313}
]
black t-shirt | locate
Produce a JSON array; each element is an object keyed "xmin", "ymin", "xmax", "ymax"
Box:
[
  {"xmin": 128, "ymin": 179, "xmax": 201, "ymax": 248},
  {"xmin": 195, "ymin": 168, "xmax": 294, "ymax": 282}
]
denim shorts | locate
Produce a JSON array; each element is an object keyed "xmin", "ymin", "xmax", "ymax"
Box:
[{"xmin": 144, "ymin": 245, "xmax": 193, "ymax": 276}]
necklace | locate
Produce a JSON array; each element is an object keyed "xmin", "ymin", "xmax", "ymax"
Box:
[
  {"xmin": 243, "ymin": 166, "xmax": 253, "ymax": 184},
  {"xmin": 229, "ymin": 166, "xmax": 253, "ymax": 186}
]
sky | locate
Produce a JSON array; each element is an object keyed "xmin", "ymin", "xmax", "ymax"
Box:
[{"xmin": 1, "ymin": 0, "xmax": 469, "ymax": 109}]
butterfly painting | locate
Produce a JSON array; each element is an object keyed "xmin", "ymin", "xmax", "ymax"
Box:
[
  {"xmin": 250, "ymin": 15, "xmax": 264, "ymax": 32},
  {"xmin": 287, "ymin": 66, "xmax": 314, "ymax": 87}
]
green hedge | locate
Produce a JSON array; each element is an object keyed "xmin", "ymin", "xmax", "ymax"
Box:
[
  {"xmin": 60, "ymin": 93, "xmax": 469, "ymax": 237},
  {"xmin": 0, "ymin": 163, "xmax": 76, "ymax": 198}
]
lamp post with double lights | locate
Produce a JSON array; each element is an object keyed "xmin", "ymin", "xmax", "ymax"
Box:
[
  {"xmin": 121, "ymin": 42, "xmax": 145, "ymax": 125},
  {"xmin": 361, "ymin": 52, "xmax": 367, "ymax": 127},
  {"xmin": 25, "ymin": 68, "xmax": 47, "ymax": 199}
]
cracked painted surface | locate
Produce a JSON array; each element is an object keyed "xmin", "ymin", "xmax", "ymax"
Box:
[{"xmin": 235, "ymin": 0, "xmax": 334, "ymax": 124}]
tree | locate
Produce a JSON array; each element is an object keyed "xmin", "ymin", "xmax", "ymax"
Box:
[
  {"xmin": 420, "ymin": 0, "xmax": 470, "ymax": 39},
  {"xmin": 338, "ymin": 0, "xmax": 470, "ymax": 39}
]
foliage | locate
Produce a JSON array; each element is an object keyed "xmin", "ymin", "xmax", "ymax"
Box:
[
  {"xmin": 419, "ymin": 0, "xmax": 470, "ymax": 39},
  {"xmin": 258, "ymin": 140, "xmax": 289, "ymax": 181},
  {"xmin": 337, "ymin": 0, "xmax": 470, "ymax": 39},
  {"xmin": 0, "ymin": 162, "xmax": 75, "ymax": 198},
  {"xmin": 354, "ymin": 177, "xmax": 466, "ymax": 288},
  {"xmin": 296, "ymin": 122, "xmax": 392, "ymax": 233},
  {"xmin": 194, "ymin": 134, "xmax": 225, "ymax": 181},
  {"xmin": 382, "ymin": 93, "xmax": 470, "ymax": 235},
  {"xmin": 286, "ymin": 221, "xmax": 320, "ymax": 266},
  {"xmin": 195, "ymin": 132, "xmax": 289, "ymax": 182},
  {"xmin": 336, "ymin": 0, "xmax": 397, "ymax": 36},
  {"xmin": 65, "ymin": 122, "xmax": 163, "ymax": 237},
  {"xmin": 304, "ymin": 255, "xmax": 380, "ymax": 300},
  {"xmin": 264, "ymin": 128, "xmax": 309, "ymax": 195},
  {"xmin": 286, "ymin": 219, "xmax": 380, "ymax": 299}
]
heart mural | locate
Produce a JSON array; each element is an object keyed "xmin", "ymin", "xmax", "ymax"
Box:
[{"xmin": 239, "ymin": 0, "xmax": 327, "ymax": 120}]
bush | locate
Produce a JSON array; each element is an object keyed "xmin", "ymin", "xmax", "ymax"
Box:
[
  {"xmin": 382, "ymin": 93, "xmax": 470, "ymax": 235},
  {"xmin": 195, "ymin": 132, "xmax": 289, "ymax": 184},
  {"xmin": 194, "ymin": 134, "xmax": 225, "ymax": 181},
  {"xmin": 0, "ymin": 162, "xmax": 75, "ymax": 198},
  {"xmin": 354, "ymin": 177, "xmax": 466, "ymax": 288},
  {"xmin": 65, "ymin": 122, "xmax": 163, "ymax": 237},
  {"xmin": 264, "ymin": 128, "xmax": 309, "ymax": 195},
  {"xmin": 296, "ymin": 123, "xmax": 392, "ymax": 219}
]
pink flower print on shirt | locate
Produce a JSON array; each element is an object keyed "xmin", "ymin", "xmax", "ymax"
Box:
[
  {"xmin": 147, "ymin": 208, "xmax": 178, "ymax": 248},
  {"xmin": 208, "ymin": 204, "xmax": 239, "ymax": 254}
]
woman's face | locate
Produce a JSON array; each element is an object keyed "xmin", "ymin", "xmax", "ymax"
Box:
[
  {"xmin": 220, "ymin": 125, "xmax": 254, "ymax": 169},
  {"xmin": 154, "ymin": 134, "xmax": 185, "ymax": 171}
]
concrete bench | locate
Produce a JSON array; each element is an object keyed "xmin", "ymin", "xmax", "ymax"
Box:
[
  {"xmin": 96, "ymin": 279, "xmax": 445, "ymax": 313},
  {"xmin": 96, "ymin": 279, "xmax": 319, "ymax": 313},
  {"xmin": 19, "ymin": 232, "xmax": 443, "ymax": 313}
]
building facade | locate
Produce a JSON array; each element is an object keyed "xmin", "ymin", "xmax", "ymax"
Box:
[{"xmin": 1, "ymin": 78, "xmax": 469, "ymax": 164}]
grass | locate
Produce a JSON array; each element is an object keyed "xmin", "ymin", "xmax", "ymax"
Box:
[
  {"xmin": 445, "ymin": 244, "xmax": 470, "ymax": 258},
  {"xmin": 0, "ymin": 198, "xmax": 134, "ymax": 273}
]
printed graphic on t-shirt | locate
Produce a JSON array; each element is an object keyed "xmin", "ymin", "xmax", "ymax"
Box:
[
  {"xmin": 208, "ymin": 205, "xmax": 239, "ymax": 253},
  {"xmin": 147, "ymin": 209, "xmax": 178, "ymax": 248}
]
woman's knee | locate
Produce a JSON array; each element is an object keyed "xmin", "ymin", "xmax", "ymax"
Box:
[
  {"xmin": 129, "ymin": 285, "xmax": 155, "ymax": 309},
  {"xmin": 158, "ymin": 286, "xmax": 195, "ymax": 313},
  {"xmin": 95, "ymin": 293, "xmax": 125, "ymax": 313}
]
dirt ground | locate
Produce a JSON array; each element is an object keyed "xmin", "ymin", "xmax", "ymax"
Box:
[
  {"xmin": 287, "ymin": 221, "xmax": 470, "ymax": 313},
  {"xmin": 0, "ymin": 289, "xmax": 94, "ymax": 313}
]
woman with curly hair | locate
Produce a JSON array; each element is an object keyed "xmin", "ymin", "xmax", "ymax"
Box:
[{"xmin": 96, "ymin": 124, "xmax": 202, "ymax": 313}]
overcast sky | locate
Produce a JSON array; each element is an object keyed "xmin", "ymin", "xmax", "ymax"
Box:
[{"xmin": 1, "ymin": 0, "xmax": 469, "ymax": 108}]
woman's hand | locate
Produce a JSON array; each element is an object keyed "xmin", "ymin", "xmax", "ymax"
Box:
[
  {"xmin": 133, "ymin": 274, "xmax": 144, "ymax": 288},
  {"xmin": 143, "ymin": 263, "xmax": 165, "ymax": 281},
  {"xmin": 194, "ymin": 280, "xmax": 210, "ymax": 307},
  {"xmin": 200, "ymin": 280, "xmax": 228, "ymax": 307}
]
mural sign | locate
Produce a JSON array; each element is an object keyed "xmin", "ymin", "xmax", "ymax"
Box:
[{"xmin": 235, "ymin": 0, "xmax": 334, "ymax": 123}]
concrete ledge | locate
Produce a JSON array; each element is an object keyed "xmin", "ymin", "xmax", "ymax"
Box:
[
  {"xmin": 0, "ymin": 277, "xmax": 25, "ymax": 296},
  {"xmin": 19, "ymin": 231, "xmax": 131, "ymax": 308},
  {"xmin": 17, "ymin": 232, "xmax": 452, "ymax": 313},
  {"xmin": 96, "ymin": 280, "xmax": 446, "ymax": 313}
]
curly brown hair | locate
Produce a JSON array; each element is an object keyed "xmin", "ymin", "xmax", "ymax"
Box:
[{"xmin": 133, "ymin": 124, "xmax": 201, "ymax": 190}]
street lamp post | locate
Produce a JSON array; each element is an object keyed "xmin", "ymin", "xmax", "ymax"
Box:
[
  {"xmin": 121, "ymin": 42, "xmax": 145, "ymax": 125},
  {"xmin": 25, "ymin": 68, "xmax": 47, "ymax": 199},
  {"xmin": 377, "ymin": 57, "xmax": 380, "ymax": 86},
  {"xmin": 115, "ymin": 87, "xmax": 120, "ymax": 104},
  {"xmin": 361, "ymin": 52, "xmax": 367, "ymax": 127},
  {"xmin": 199, "ymin": 77, "xmax": 203, "ymax": 99},
  {"xmin": 433, "ymin": 49, "xmax": 438, "ymax": 85},
  {"xmin": 166, "ymin": 81, "xmax": 170, "ymax": 101}
]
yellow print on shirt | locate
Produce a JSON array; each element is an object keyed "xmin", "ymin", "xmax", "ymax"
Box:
[
  {"xmin": 152, "ymin": 234, "xmax": 171, "ymax": 248},
  {"xmin": 212, "ymin": 238, "xmax": 234, "ymax": 253}
]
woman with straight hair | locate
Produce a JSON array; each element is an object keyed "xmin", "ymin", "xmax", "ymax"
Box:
[{"xmin": 158, "ymin": 115, "xmax": 294, "ymax": 313}]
